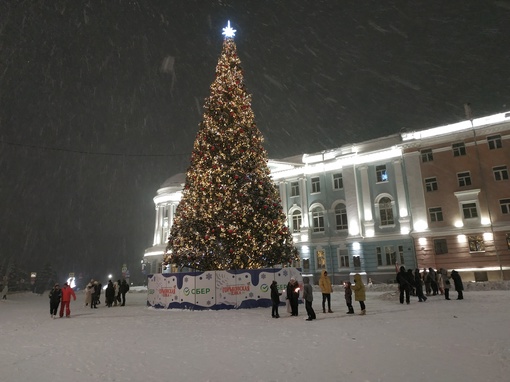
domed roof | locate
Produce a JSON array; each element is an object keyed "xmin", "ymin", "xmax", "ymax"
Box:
[{"xmin": 160, "ymin": 173, "xmax": 186, "ymax": 188}]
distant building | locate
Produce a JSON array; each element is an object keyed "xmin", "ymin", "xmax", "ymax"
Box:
[{"xmin": 143, "ymin": 111, "xmax": 510, "ymax": 283}]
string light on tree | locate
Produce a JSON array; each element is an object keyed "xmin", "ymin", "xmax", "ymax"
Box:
[{"xmin": 164, "ymin": 22, "xmax": 298, "ymax": 271}]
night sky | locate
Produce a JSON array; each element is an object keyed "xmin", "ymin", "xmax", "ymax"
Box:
[{"xmin": 1, "ymin": 1, "xmax": 509, "ymax": 283}]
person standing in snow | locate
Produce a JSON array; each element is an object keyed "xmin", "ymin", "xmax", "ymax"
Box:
[
  {"xmin": 414, "ymin": 269, "xmax": 427, "ymax": 302},
  {"xmin": 120, "ymin": 279, "xmax": 129, "ymax": 306},
  {"xmin": 450, "ymin": 270, "xmax": 464, "ymax": 300},
  {"xmin": 344, "ymin": 281, "xmax": 354, "ymax": 314},
  {"xmin": 1, "ymin": 283, "xmax": 7, "ymax": 300},
  {"xmin": 113, "ymin": 279, "xmax": 121, "ymax": 306},
  {"xmin": 319, "ymin": 270, "xmax": 334, "ymax": 313},
  {"xmin": 396, "ymin": 266, "xmax": 412, "ymax": 304},
  {"xmin": 286, "ymin": 278, "xmax": 300, "ymax": 316},
  {"xmin": 352, "ymin": 273, "xmax": 366, "ymax": 315},
  {"xmin": 84, "ymin": 279, "xmax": 94, "ymax": 306},
  {"xmin": 59, "ymin": 282, "xmax": 76, "ymax": 318},
  {"xmin": 48, "ymin": 283, "xmax": 62, "ymax": 318},
  {"xmin": 302, "ymin": 277, "xmax": 316, "ymax": 321},
  {"xmin": 105, "ymin": 280, "xmax": 115, "ymax": 307},
  {"xmin": 441, "ymin": 269, "xmax": 451, "ymax": 300},
  {"xmin": 270, "ymin": 280, "xmax": 281, "ymax": 318}
]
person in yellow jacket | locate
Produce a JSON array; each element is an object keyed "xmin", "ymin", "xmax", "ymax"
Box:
[
  {"xmin": 319, "ymin": 270, "xmax": 334, "ymax": 313},
  {"xmin": 352, "ymin": 273, "xmax": 366, "ymax": 315}
]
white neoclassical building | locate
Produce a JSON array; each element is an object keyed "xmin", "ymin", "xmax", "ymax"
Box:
[{"xmin": 143, "ymin": 110, "xmax": 510, "ymax": 283}]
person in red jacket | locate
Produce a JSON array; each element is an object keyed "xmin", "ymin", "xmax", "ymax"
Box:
[{"xmin": 59, "ymin": 282, "xmax": 77, "ymax": 318}]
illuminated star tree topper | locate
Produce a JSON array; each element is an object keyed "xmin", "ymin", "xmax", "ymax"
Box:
[{"xmin": 222, "ymin": 20, "xmax": 236, "ymax": 38}]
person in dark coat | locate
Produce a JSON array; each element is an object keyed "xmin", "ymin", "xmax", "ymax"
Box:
[
  {"xmin": 414, "ymin": 269, "xmax": 427, "ymax": 302},
  {"xmin": 396, "ymin": 266, "xmax": 412, "ymax": 304},
  {"xmin": 344, "ymin": 281, "xmax": 354, "ymax": 314},
  {"xmin": 120, "ymin": 279, "xmax": 130, "ymax": 306},
  {"xmin": 450, "ymin": 270, "xmax": 464, "ymax": 300},
  {"xmin": 286, "ymin": 278, "xmax": 300, "ymax": 316},
  {"xmin": 302, "ymin": 277, "xmax": 316, "ymax": 321},
  {"xmin": 48, "ymin": 283, "xmax": 62, "ymax": 318},
  {"xmin": 105, "ymin": 280, "xmax": 115, "ymax": 307},
  {"xmin": 91, "ymin": 281, "xmax": 100, "ymax": 309},
  {"xmin": 270, "ymin": 280, "xmax": 282, "ymax": 318},
  {"xmin": 429, "ymin": 267, "xmax": 438, "ymax": 295}
]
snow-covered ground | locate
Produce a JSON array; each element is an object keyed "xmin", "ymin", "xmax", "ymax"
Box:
[{"xmin": 1, "ymin": 287, "xmax": 509, "ymax": 382}]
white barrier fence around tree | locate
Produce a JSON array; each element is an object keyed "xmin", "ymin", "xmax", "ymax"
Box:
[{"xmin": 147, "ymin": 267, "xmax": 303, "ymax": 310}]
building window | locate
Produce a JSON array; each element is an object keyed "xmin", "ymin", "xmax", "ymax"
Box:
[
  {"xmin": 434, "ymin": 239, "xmax": 448, "ymax": 255},
  {"xmin": 421, "ymin": 149, "xmax": 433, "ymax": 162},
  {"xmin": 376, "ymin": 165, "xmax": 388, "ymax": 182},
  {"xmin": 291, "ymin": 210, "xmax": 302, "ymax": 233},
  {"xmin": 333, "ymin": 173, "xmax": 343, "ymax": 190},
  {"xmin": 500, "ymin": 199, "xmax": 510, "ymax": 214},
  {"xmin": 335, "ymin": 203, "xmax": 348, "ymax": 230},
  {"xmin": 429, "ymin": 207, "xmax": 443, "ymax": 222},
  {"xmin": 316, "ymin": 250, "xmax": 326, "ymax": 269},
  {"xmin": 487, "ymin": 135, "xmax": 502, "ymax": 150},
  {"xmin": 312, "ymin": 207, "xmax": 325, "ymax": 232},
  {"xmin": 398, "ymin": 245, "xmax": 405, "ymax": 265},
  {"xmin": 452, "ymin": 142, "xmax": 466, "ymax": 157},
  {"xmin": 290, "ymin": 181, "xmax": 300, "ymax": 197},
  {"xmin": 302, "ymin": 258, "xmax": 310, "ymax": 272},
  {"xmin": 462, "ymin": 202, "xmax": 478, "ymax": 219},
  {"xmin": 338, "ymin": 249, "xmax": 349, "ymax": 268},
  {"xmin": 493, "ymin": 166, "xmax": 509, "ymax": 181},
  {"xmin": 353, "ymin": 255, "xmax": 361, "ymax": 269},
  {"xmin": 457, "ymin": 171, "xmax": 472, "ymax": 187},
  {"xmin": 311, "ymin": 177, "xmax": 321, "ymax": 193},
  {"xmin": 379, "ymin": 197, "xmax": 394, "ymax": 226},
  {"xmin": 425, "ymin": 177, "xmax": 438, "ymax": 192},
  {"xmin": 376, "ymin": 246, "xmax": 397, "ymax": 266},
  {"xmin": 468, "ymin": 235, "xmax": 485, "ymax": 252}
]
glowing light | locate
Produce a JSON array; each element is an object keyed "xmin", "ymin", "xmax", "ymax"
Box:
[
  {"xmin": 413, "ymin": 220, "xmax": 428, "ymax": 232},
  {"xmin": 457, "ymin": 235, "xmax": 467, "ymax": 243},
  {"xmin": 352, "ymin": 242, "xmax": 361, "ymax": 251},
  {"xmin": 454, "ymin": 220, "xmax": 464, "ymax": 228},
  {"xmin": 483, "ymin": 232, "xmax": 493, "ymax": 241},
  {"xmin": 399, "ymin": 208, "xmax": 408, "ymax": 217},
  {"xmin": 400, "ymin": 227, "xmax": 410, "ymax": 235},
  {"xmin": 66, "ymin": 277, "xmax": 76, "ymax": 289},
  {"xmin": 481, "ymin": 217, "xmax": 491, "ymax": 225},
  {"xmin": 222, "ymin": 20, "xmax": 236, "ymax": 38},
  {"xmin": 418, "ymin": 237, "xmax": 427, "ymax": 246},
  {"xmin": 365, "ymin": 229, "xmax": 375, "ymax": 237}
]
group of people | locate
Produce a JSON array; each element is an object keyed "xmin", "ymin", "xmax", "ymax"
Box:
[
  {"xmin": 84, "ymin": 279, "xmax": 130, "ymax": 308},
  {"xmin": 269, "ymin": 270, "xmax": 367, "ymax": 321},
  {"xmin": 396, "ymin": 266, "xmax": 464, "ymax": 304},
  {"xmin": 48, "ymin": 278, "xmax": 130, "ymax": 318},
  {"xmin": 48, "ymin": 282, "xmax": 76, "ymax": 318}
]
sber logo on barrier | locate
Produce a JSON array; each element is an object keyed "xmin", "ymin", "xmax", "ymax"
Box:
[{"xmin": 183, "ymin": 287, "xmax": 211, "ymax": 296}]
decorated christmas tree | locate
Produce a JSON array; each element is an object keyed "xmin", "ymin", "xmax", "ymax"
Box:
[{"xmin": 165, "ymin": 22, "xmax": 298, "ymax": 271}]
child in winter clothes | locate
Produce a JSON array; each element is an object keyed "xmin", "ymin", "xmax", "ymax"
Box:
[
  {"xmin": 48, "ymin": 283, "xmax": 62, "ymax": 318},
  {"xmin": 352, "ymin": 274, "xmax": 366, "ymax": 315},
  {"xmin": 344, "ymin": 281, "xmax": 354, "ymax": 314}
]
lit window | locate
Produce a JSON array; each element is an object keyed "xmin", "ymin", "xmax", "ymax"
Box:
[
  {"xmin": 376, "ymin": 165, "xmax": 388, "ymax": 182},
  {"xmin": 379, "ymin": 197, "xmax": 394, "ymax": 226},
  {"xmin": 462, "ymin": 202, "xmax": 478, "ymax": 219},
  {"xmin": 338, "ymin": 249, "xmax": 349, "ymax": 268},
  {"xmin": 468, "ymin": 235, "xmax": 485, "ymax": 252},
  {"xmin": 290, "ymin": 181, "xmax": 300, "ymax": 197},
  {"xmin": 376, "ymin": 246, "xmax": 397, "ymax": 266},
  {"xmin": 425, "ymin": 177, "xmax": 438, "ymax": 192},
  {"xmin": 493, "ymin": 166, "xmax": 509, "ymax": 181},
  {"xmin": 398, "ymin": 245, "xmax": 405, "ymax": 264},
  {"xmin": 452, "ymin": 142, "xmax": 466, "ymax": 157},
  {"xmin": 335, "ymin": 203, "xmax": 348, "ymax": 230},
  {"xmin": 500, "ymin": 199, "xmax": 510, "ymax": 214},
  {"xmin": 434, "ymin": 239, "xmax": 448, "ymax": 255},
  {"xmin": 291, "ymin": 210, "xmax": 302, "ymax": 233},
  {"xmin": 316, "ymin": 250, "xmax": 326, "ymax": 269},
  {"xmin": 487, "ymin": 135, "xmax": 502, "ymax": 150},
  {"xmin": 421, "ymin": 149, "xmax": 433, "ymax": 162},
  {"xmin": 333, "ymin": 173, "xmax": 343, "ymax": 190},
  {"xmin": 312, "ymin": 207, "xmax": 325, "ymax": 232},
  {"xmin": 429, "ymin": 207, "xmax": 443, "ymax": 222},
  {"xmin": 457, "ymin": 172, "xmax": 472, "ymax": 187},
  {"xmin": 311, "ymin": 177, "xmax": 321, "ymax": 193}
]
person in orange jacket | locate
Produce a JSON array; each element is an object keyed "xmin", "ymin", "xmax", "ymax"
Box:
[{"xmin": 59, "ymin": 282, "xmax": 76, "ymax": 318}]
